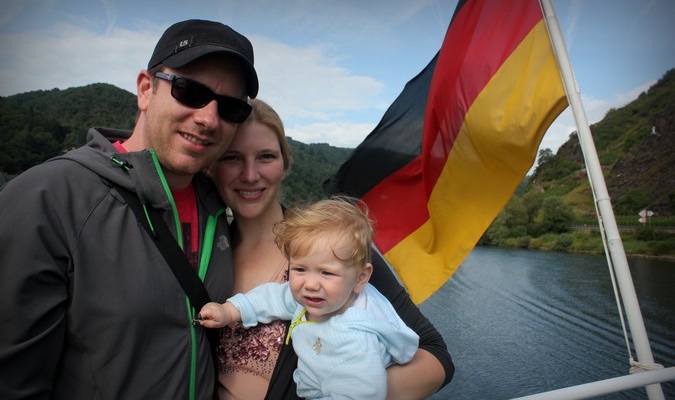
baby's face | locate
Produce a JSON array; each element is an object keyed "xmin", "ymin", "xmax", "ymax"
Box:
[{"xmin": 288, "ymin": 234, "xmax": 361, "ymax": 322}]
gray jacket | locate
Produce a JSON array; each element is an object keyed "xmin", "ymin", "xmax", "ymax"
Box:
[{"xmin": 0, "ymin": 128, "xmax": 233, "ymax": 400}]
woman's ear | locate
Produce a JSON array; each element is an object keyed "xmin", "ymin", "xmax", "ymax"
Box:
[{"xmin": 354, "ymin": 263, "xmax": 373, "ymax": 294}]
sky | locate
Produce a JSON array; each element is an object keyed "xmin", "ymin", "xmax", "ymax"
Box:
[{"xmin": 1, "ymin": 0, "xmax": 673, "ymax": 164}]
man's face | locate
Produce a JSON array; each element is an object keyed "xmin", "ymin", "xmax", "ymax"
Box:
[{"xmin": 138, "ymin": 54, "xmax": 248, "ymax": 186}]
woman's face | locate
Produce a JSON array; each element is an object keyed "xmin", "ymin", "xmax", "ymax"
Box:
[{"xmin": 209, "ymin": 120, "xmax": 285, "ymax": 220}]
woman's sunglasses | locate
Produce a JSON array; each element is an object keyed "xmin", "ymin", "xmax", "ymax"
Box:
[{"xmin": 154, "ymin": 71, "xmax": 252, "ymax": 123}]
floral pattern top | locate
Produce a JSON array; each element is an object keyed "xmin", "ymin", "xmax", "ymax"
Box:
[{"xmin": 216, "ymin": 268, "xmax": 288, "ymax": 399}]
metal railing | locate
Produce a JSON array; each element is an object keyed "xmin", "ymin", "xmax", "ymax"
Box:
[{"xmin": 512, "ymin": 367, "xmax": 675, "ymax": 400}]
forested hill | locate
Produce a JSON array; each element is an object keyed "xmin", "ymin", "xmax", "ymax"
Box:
[
  {"xmin": 527, "ymin": 68, "xmax": 675, "ymax": 217},
  {"xmin": 0, "ymin": 84, "xmax": 352, "ymax": 205},
  {"xmin": 0, "ymin": 84, "xmax": 138, "ymax": 174},
  {"xmin": 2, "ymin": 67, "xmax": 674, "ymax": 212}
]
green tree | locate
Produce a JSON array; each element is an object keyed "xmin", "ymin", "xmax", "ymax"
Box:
[
  {"xmin": 538, "ymin": 196, "xmax": 575, "ymax": 233},
  {"xmin": 537, "ymin": 148, "xmax": 553, "ymax": 167},
  {"xmin": 503, "ymin": 197, "xmax": 528, "ymax": 237},
  {"xmin": 484, "ymin": 196, "xmax": 528, "ymax": 244},
  {"xmin": 521, "ymin": 191, "xmax": 544, "ymax": 235}
]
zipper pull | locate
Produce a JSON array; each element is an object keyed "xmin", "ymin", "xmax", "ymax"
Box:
[{"xmin": 110, "ymin": 156, "xmax": 133, "ymax": 171}]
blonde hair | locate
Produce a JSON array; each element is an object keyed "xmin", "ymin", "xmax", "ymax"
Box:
[
  {"xmin": 274, "ymin": 197, "xmax": 373, "ymax": 269},
  {"xmin": 246, "ymin": 98, "xmax": 292, "ymax": 173}
]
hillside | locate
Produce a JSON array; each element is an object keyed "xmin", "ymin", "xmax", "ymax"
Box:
[
  {"xmin": 0, "ymin": 84, "xmax": 352, "ymax": 205},
  {"xmin": 528, "ymin": 68, "xmax": 675, "ymax": 218},
  {"xmin": 2, "ymin": 68, "xmax": 673, "ymax": 215}
]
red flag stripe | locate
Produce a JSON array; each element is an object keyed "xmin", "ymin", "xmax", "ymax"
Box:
[
  {"xmin": 423, "ymin": 0, "xmax": 544, "ymax": 190},
  {"xmin": 364, "ymin": 0, "xmax": 545, "ymax": 255}
]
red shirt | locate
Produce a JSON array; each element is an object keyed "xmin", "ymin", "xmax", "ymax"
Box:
[{"xmin": 114, "ymin": 141, "xmax": 199, "ymax": 269}]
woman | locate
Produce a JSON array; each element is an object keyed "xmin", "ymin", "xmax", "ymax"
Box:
[{"xmin": 207, "ymin": 99, "xmax": 454, "ymax": 400}]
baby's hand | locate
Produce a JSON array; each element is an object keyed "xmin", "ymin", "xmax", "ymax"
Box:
[
  {"xmin": 191, "ymin": 314, "xmax": 204, "ymax": 326},
  {"xmin": 194, "ymin": 302, "xmax": 228, "ymax": 328}
]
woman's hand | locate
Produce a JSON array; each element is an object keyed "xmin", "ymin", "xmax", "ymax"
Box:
[{"xmin": 386, "ymin": 349, "xmax": 445, "ymax": 400}]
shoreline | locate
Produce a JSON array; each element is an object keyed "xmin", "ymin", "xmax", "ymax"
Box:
[{"xmin": 485, "ymin": 245, "xmax": 675, "ymax": 263}]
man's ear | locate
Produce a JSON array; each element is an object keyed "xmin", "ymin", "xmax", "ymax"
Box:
[
  {"xmin": 354, "ymin": 263, "xmax": 373, "ymax": 294},
  {"xmin": 137, "ymin": 70, "xmax": 153, "ymax": 112}
]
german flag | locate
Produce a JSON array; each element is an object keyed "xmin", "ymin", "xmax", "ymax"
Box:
[{"xmin": 324, "ymin": 0, "xmax": 568, "ymax": 304}]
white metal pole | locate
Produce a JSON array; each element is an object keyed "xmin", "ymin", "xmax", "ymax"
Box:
[
  {"xmin": 512, "ymin": 366, "xmax": 675, "ymax": 400},
  {"xmin": 538, "ymin": 1, "xmax": 664, "ymax": 399}
]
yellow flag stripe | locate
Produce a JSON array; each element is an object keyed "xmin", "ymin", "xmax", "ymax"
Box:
[{"xmin": 385, "ymin": 20, "xmax": 567, "ymax": 304}]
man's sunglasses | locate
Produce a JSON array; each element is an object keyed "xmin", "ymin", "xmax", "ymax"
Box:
[{"xmin": 154, "ymin": 71, "xmax": 252, "ymax": 123}]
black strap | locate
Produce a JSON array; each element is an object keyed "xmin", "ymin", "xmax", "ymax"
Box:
[
  {"xmin": 264, "ymin": 324, "xmax": 302, "ymax": 400},
  {"xmin": 116, "ymin": 186, "xmax": 212, "ymax": 309},
  {"xmin": 114, "ymin": 185, "xmax": 220, "ymax": 360}
]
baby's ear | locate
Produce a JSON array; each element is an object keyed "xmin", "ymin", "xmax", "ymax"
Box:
[{"xmin": 354, "ymin": 263, "xmax": 373, "ymax": 293}]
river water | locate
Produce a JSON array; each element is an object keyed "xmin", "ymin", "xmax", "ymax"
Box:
[{"xmin": 420, "ymin": 247, "xmax": 675, "ymax": 399}]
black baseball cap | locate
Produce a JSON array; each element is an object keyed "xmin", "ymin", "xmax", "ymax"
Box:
[{"xmin": 148, "ymin": 19, "xmax": 259, "ymax": 98}]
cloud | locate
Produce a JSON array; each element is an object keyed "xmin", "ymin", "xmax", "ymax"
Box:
[
  {"xmin": 287, "ymin": 121, "xmax": 376, "ymax": 149},
  {"xmin": 0, "ymin": 2, "xmax": 28, "ymax": 29},
  {"xmin": 562, "ymin": 0, "xmax": 582, "ymax": 50},
  {"xmin": 0, "ymin": 21, "xmax": 388, "ymax": 150},
  {"xmin": 100, "ymin": 0, "xmax": 118, "ymax": 35},
  {"xmin": 0, "ymin": 23, "xmax": 157, "ymax": 96},
  {"xmin": 3, "ymin": 0, "xmax": 662, "ymax": 156},
  {"xmin": 242, "ymin": 35, "xmax": 388, "ymax": 148},
  {"xmin": 251, "ymin": 36, "xmax": 385, "ymax": 121}
]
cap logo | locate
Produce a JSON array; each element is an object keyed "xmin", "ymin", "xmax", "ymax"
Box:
[{"xmin": 175, "ymin": 37, "xmax": 194, "ymax": 53}]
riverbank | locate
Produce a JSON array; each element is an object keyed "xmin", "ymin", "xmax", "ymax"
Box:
[{"xmin": 488, "ymin": 230, "xmax": 675, "ymax": 261}]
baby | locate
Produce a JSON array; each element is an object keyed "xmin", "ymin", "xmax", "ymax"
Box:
[{"xmin": 197, "ymin": 197, "xmax": 419, "ymax": 399}]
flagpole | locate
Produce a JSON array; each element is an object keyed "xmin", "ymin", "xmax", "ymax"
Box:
[{"xmin": 539, "ymin": 1, "xmax": 665, "ymax": 399}]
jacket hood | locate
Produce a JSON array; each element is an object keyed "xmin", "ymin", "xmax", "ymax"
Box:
[
  {"xmin": 55, "ymin": 128, "xmax": 169, "ymax": 209},
  {"xmin": 54, "ymin": 127, "xmax": 225, "ymax": 214}
]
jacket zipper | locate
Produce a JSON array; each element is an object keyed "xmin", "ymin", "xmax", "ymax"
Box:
[
  {"xmin": 148, "ymin": 151, "xmax": 201, "ymax": 400},
  {"xmin": 114, "ymin": 152, "xmax": 225, "ymax": 399},
  {"xmin": 148, "ymin": 151, "xmax": 228, "ymax": 400}
]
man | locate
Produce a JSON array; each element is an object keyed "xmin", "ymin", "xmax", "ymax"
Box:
[{"xmin": 0, "ymin": 19, "xmax": 257, "ymax": 400}]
